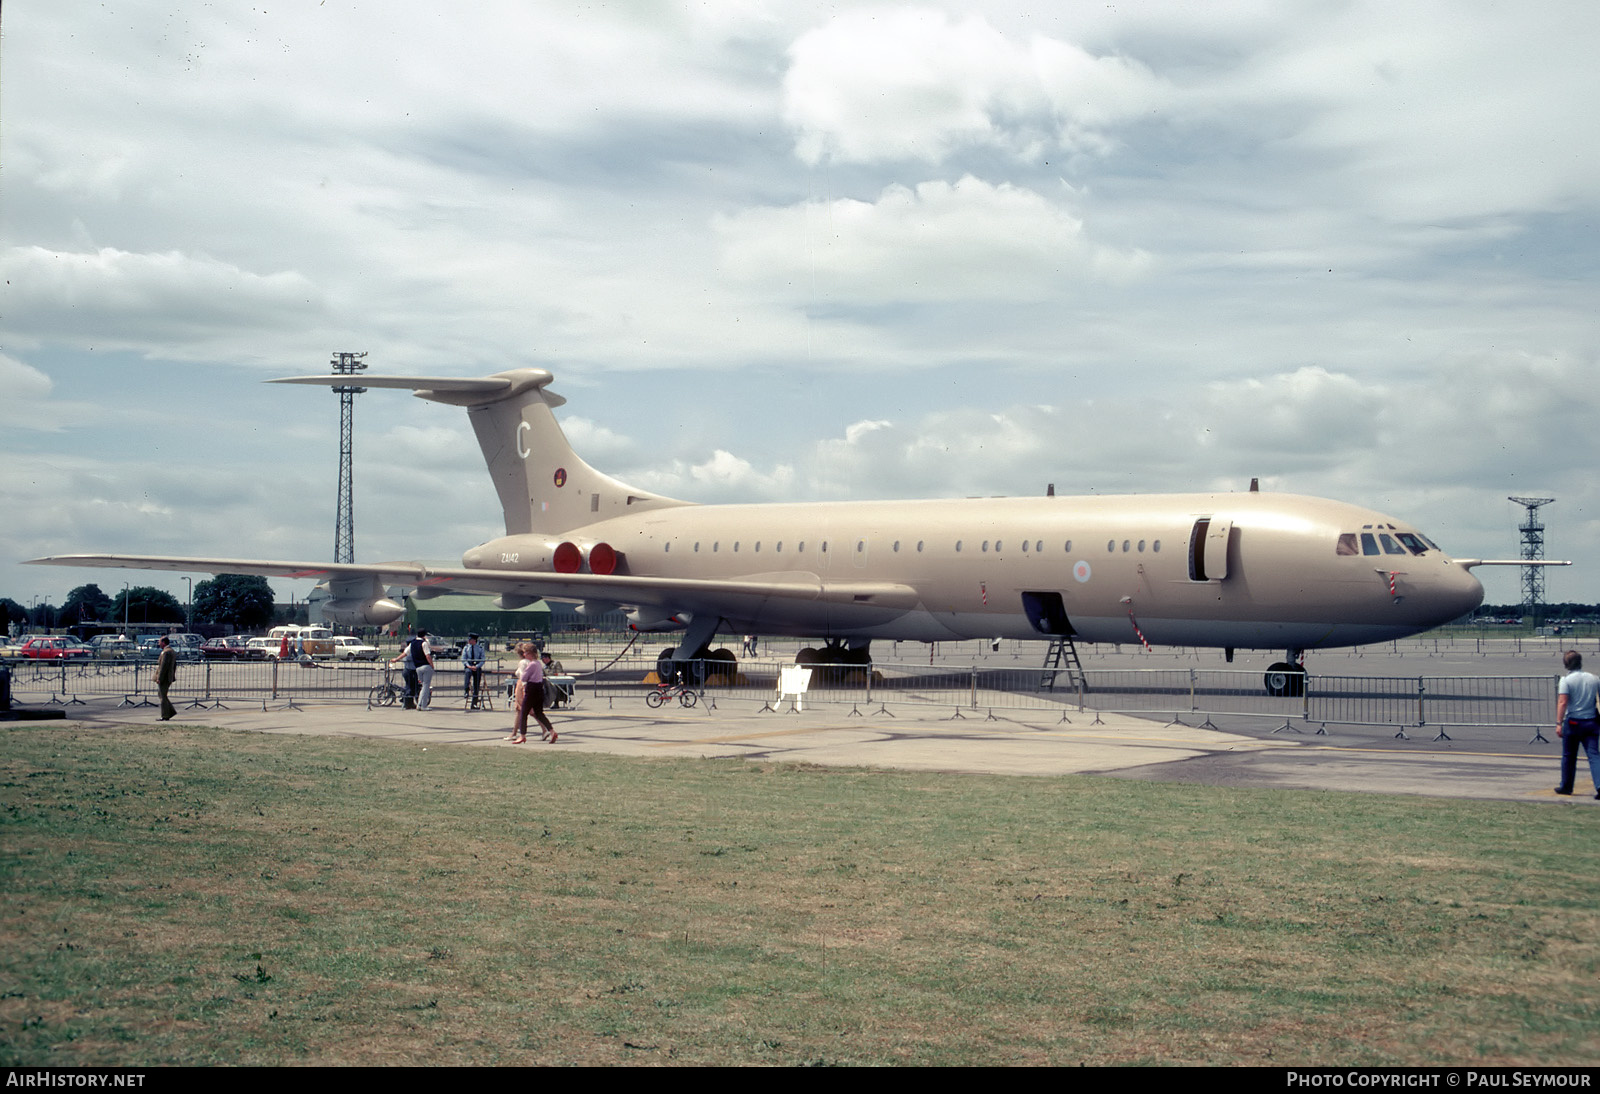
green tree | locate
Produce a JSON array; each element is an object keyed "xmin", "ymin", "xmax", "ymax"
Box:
[
  {"xmin": 62, "ymin": 583, "xmax": 114, "ymax": 624},
  {"xmin": 0, "ymin": 598, "xmax": 26, "ymax": 632},
  {"xmin": 111, "ymin": 586, "xmax": 184, "ymax": 626},
  {"xmin": 193, "ymin": 575, "xmax": 275, "ymax": 630}
]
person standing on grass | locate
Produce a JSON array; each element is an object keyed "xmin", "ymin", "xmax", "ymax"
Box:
[{"xmin": 1555, "ymin": 649, "xmax": 1600, "ymax": 799}]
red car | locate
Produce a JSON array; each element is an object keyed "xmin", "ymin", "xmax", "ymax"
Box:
[
  {"xmin": 19, "ymin": 637, "xmax": 93, "ymax": 660},
  {"xmin": 201, "ymin": 637, "xmax": 266, "ymax": 661}
]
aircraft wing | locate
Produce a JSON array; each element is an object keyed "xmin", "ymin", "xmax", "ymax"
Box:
[{"xmin": 25, "ymin": 554, "xmax": 921, "ymax": 611}]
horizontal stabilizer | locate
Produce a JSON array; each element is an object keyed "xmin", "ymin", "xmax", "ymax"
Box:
[{"xmin": 269, "ymin": 370, "xmax": 564, "ymax": 408}]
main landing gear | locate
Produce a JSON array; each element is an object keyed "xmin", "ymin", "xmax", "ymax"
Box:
[
  {"xmin": 1263, "ymin": 650, "xmax": 1307, "ymax": 697},
  {"xmin": 794, "ymin": 639, "xmax": 874, "ymax": 684},
  {"xmin": 794, "ymin": 638, "xmax": 872, "ymax": 668},
  {"xmin": 655, "ymin": 645, "xmax": 737, "ymax": 687},
  {"xmin": 652, "ymin": 637, "xmax": 875, "ymax": 686}
]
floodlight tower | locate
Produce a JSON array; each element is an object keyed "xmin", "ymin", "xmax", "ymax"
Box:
[
  {"xmin": 330, "ymin": 352, "xmax": 368, "ymax": 564},
  {"xmin": 1507, "ymin": 496, "xmax": 1555, "ymax": 623}
]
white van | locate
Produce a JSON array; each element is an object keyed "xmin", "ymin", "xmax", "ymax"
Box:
[{"xmin": 266, "ymin": 625, "xmax": 335, "ymax": 660}]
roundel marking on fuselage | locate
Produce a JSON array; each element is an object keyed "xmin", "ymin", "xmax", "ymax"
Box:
[{"xmin": 1073, "ymin": 560, "xmax": 1091, "ymax": 583}]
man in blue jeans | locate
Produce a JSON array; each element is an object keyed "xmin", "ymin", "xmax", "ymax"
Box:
[{"xmin": 1555, "ymin": 650, "xmax": 1600, "ymax": 799}]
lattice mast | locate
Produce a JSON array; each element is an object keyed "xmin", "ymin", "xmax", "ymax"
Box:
[
  {"xmin": 331, "ymin": 352, "xmax": 368, "ymax": 564},
  {"xmin": 1507, "ymin": 496, "xmax": 1555, "ymax": 623}
]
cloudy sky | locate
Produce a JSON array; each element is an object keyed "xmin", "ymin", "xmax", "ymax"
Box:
[{"xmin": 4, "ymin": 0, "xmax": 1597, "ymax": 615}]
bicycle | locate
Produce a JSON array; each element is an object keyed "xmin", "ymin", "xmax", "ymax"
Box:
[
  {"xmin": 368, "ymin": 665, "xmax": 411, "ymax": 708},
  {"xmin": 645, "ymin": 680, "xmax": 698, "ymax": 709}
]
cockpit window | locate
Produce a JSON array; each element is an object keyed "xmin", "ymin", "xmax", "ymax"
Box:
[{"xmin": 1349, "ymin": 528, "xmax": 1442, "ymax": 557}]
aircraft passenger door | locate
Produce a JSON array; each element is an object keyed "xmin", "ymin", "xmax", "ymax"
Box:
[
  {"xmin": 1188, "ymin": 518, "xmax": 1232, "ymax": 581},
  {"xmin": 1021, "ymin": 592, "xmax": 1074, "ymax": 635},
  {"xmin": 1205, "ymin": 519, "xmax": 1231, "ymax": 580},
  {"xmin": 853, "ymin": 537, "xmax": 869, "ymax": 569}
]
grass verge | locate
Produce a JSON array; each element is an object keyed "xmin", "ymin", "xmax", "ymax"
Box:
[{"xmin": 2, "ymin": 722, "xmax": 1597, "ymax": 1065}]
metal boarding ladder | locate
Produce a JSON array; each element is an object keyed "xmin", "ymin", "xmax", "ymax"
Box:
[{"xmin": 1040, "ymin": 636, "xmax": 1085, "ymax": 691}]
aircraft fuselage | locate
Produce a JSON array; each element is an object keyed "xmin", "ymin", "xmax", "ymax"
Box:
[{"xmin": 462, "ymin": 491, "xmax": 1484, "ymax": 650}]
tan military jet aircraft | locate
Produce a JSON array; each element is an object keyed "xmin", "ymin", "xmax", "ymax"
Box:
[{"xmin": 32, "ymin": 368, "xmax": 1512, "ymax": 694}]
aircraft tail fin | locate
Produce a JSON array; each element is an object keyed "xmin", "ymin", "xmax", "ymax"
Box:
[{"xmin": 270, "ymin": 369, "xmax": 690, "ymax": 535}]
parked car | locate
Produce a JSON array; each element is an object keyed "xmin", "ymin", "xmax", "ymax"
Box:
[
  {"xmin": 1, "ymin": 635, "xmax": 43, "ymax": 659},
  {"xmin": 425, "ymin": 637, "xmax": 463, "ymax": 660},
  {"xmin": 332, "ymin": 636, "xmax": 380, "ymax": 662},
  {"xmin": 131, "ymin": 634, "xmax": 204, "ymax": 661},
  {"xmin": 19, "ymin": 636, "xmax": 93, "ymax": 660},
  {"xmin": 168, "ymin": 633, "xmax": 205, "ymax": 660},
  {"xmin": 244, "ymin": 637, "xmax": 282, "ymax": 659},
  {"xmin": 89, "ymin": 634, "xmax": 138, "ymax": 661},
  {"xmin": 201, "ymin": 636, "xmax": 266, "ymax": 661}
]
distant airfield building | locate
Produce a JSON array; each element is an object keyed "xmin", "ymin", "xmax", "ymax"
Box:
[
  {"xmin": 398, "ymin": 594, "xmax": 553, "ymax": 639},
  {"xmin": 396, "ymin": 594, "xmax": 627, "ymax": 640}
]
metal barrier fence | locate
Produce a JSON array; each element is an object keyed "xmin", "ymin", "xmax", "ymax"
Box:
[
  {"xmin": 5, "ymin": 655, "xmax": 1559, "ymax": 739},
  {"xmin": 2, "ymin": 657, "xmax": 520, "ymax": 710},
  {"xmin": 1306, "ymin": 674, "xmax": 1552, "ymax": 734},
  {"xmin": 573, "ymin": 661, "xmax": 1559, "ymax": 737}
]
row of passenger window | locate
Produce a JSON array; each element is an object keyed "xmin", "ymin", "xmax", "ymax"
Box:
[
  {"xmin": 662, "ymin": 537, "xmax": 1163, "ymax": 555},
  {"xmin": 664, "ymin": 539, "xmax": 836, "ymax": 554}
]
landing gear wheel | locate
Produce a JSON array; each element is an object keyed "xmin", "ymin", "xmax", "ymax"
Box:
[
  {"xmin": 705, "ymin": 647, "xmax": 738, "ymax": 683},
  {"xmin": 656, "ymin": 647, "xmax": 680, "ymax": 685},
  {"xmin": 1264, "ymin": 662, "xmax": 1306, "ymax": 697}
]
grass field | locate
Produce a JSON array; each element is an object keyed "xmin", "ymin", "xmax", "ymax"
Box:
[{"xmin": 3, "ymin": 721, "xmax": 1597, "ymax": 1066}]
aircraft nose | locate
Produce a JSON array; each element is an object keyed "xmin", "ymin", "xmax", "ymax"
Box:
[{"xmin": 1435, "ymin": 563, "xmax": 1485, "ymax": 622}]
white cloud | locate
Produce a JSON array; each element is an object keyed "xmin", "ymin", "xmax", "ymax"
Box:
[
  {"xmin": 1188, "ymin": 1, "xmax": 1600, "ymax": 223},
  {"xmin": 0, "ymin": 354, "xmax": 56, "ymax": 431},
  {"xmin": 783, "ymin": 7, "xmax": 1167, "ymax": 165},
  {"xmin": 558, "ymin": 417, "xmax": 640, "ymax": 465},
  {"xmin": 0, "ymin": 246, "xmax": 321, "ymax": 349},
  {"xmin": 631, "ymin": 450, "xmax": 798, "ymax": 503},
  {"xmin": 632, "ymin": 353, "xmax": 1599, "ymax": 564},
  {"xmin": 718, "ymin": 176, "xmax": 1149, "ymax": 302},
  {"xmin": 1197, "ymin": 367, "xmax": 1385, "ymax": 457}
]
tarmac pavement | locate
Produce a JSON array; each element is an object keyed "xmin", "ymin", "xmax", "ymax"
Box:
[{"xmin": 27, "ymin": 686, "xmax": 1592, "ymax": 806}]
